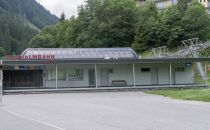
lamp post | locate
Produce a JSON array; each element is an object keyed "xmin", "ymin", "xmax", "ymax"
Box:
[{"xmin": 0, "ymin": 60, "xmax": 3, "ymax": 106}]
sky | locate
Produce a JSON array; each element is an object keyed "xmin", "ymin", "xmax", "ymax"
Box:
[{"xmin": 36, "ymin": 0, "xmax": 85, "ymax": 18}]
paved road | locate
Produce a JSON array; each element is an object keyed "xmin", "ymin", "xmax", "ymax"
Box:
[
  {"xmin": 0, "ymin": 107, "xmax": 58, "ymax": 130},
  {"xmin": 1, "ymin": 92, "xmax": 210, "ymax": 130}
]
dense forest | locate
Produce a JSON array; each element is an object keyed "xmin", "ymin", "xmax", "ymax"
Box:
[
  {"xmin": 30, "ymin": 0, "xmax": 210, "ymax": 54},
  {"xmin": 0, "ymin": 0, "xmax": 59, "ymax": 55}
]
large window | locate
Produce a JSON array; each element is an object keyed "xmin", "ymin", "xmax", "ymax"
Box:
[
  {"xmin": 68, "ymin": 69, "xmax": 83, "ymax": 81},
  {"xmin": 48, "ymin": 69, "xmax": 56, "ymax": 80},
  {"xmin": 47, "ymin": 69, "xmax": 66, "ymax": 80},
  {"xmin": 47, "ymin": 69, "xmax": 83, "ymax": 81}
]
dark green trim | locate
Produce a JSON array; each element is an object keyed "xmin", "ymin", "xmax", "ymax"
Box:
[{"xmin": 2, "ymin": 57, "xmax": 210, "ymax": 65}]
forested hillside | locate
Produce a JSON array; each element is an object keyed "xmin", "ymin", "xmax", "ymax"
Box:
[
  {"xmin": 30, "ymin": 0, "xmax": 210, "ymax": 54},
  {"xmin": 0, "ymin": 13, "xmax": 38, "ymax": 54},
  {"xmin": 0, "ymin": 0, "xmax": 59, "ymax": 55},
  {"xmin": 0, "ymin": 0, "xmax": 58, "ymax": 29}
]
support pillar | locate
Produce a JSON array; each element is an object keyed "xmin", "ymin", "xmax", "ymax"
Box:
[
  {"xmin": 55, "ymin": 64, "xmax": 58, "ymax": 89},
  {"xmin": 205, "ymin": 62, "xmax": 208, "ymax": 86},
  {"xmin": 95, "ymin": 64, "xmax": 98, "ymax": 88},
  {"xmin": 133, "ymin": 64, "xmax": 136, "ymax": 87},
  {"xmin": 169, "ymin": 62, "xmax": 172, "ymax": 86}
]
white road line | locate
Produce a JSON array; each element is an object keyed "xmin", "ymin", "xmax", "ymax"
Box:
[{"xmin": 0, "ymin": 107, "xmax": 65, "ymax": 130}]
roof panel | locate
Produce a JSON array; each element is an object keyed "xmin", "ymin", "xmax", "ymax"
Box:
[{"xmin": 21, "ymin": 48, "xmax": 139, "ymax": 59}]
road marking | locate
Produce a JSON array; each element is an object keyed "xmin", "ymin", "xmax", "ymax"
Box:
[{"xmin": 0, "ymin": 107, "xmax": 65, "ymax": 130}]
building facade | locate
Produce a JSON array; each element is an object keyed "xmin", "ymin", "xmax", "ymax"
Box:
[{"xmin": 1, "ymin": 48, "xmax": 208, "ymax": 92}]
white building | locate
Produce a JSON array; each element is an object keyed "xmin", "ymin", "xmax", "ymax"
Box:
[{"xmin": 1, "ymin": 48, "xmax": 208, "ymax": 93}]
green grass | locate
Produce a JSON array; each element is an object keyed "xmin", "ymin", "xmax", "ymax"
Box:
[{"xmin": 146, "ymin": 88, "xmax": 210, "ymax": 102}]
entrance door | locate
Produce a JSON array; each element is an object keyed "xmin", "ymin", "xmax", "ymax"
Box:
[
  {"xmin": 88, "ymin": 69, "xmax": 95, "ymax": 86},
  {"xmin": 100, "ymin": 69, "xmax": 109, "ymax": 87},
  {"xmin": 151, "ymin": 67, "xmax": 158, "ymax": 85}
]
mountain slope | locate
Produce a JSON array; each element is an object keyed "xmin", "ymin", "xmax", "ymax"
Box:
[
  {"xmin": 0, "ymin": 0, "xmax": 59, "ymax": 29},
  {"xmin": 0, "ymin": 12, "xmax": 38, "ymax": 54},
  {"xmin": 0, "ymin": 0, "xmax": 59, "ymax": 55}
]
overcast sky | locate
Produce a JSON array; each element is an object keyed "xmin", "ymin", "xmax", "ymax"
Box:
[{"xmin": 36, "ymin": 0, "xmax": 85, "ymax": 18}]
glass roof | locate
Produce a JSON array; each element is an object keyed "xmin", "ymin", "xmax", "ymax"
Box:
[{"xmin": 21, "ymin": 48, "xmax": 139, "ymax": 59}]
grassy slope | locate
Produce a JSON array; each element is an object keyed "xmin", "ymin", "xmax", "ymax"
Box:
[
  {"xmin": 140, "ymin": 50, "xmax": 153, "ymax": 58},
  {"xmin": 146, "ymin": 88, "xmax": 210, "ymax": 102}
]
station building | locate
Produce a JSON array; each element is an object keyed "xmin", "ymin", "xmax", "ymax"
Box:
[{"xmin": 1, "ymin": 48, "xmax": 209, "ymax": 92}]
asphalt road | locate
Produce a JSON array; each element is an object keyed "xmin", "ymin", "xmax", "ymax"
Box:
[
  {"xmin": 1, "ymin": 92, "xmax": 210, "ymax": 130},
  {"xmin": 0, "ymin": 107, "xmax": 58, "ymax": 130}
]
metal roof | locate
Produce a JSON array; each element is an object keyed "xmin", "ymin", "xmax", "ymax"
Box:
[{"xmin": 21, "ymin": 48, "xmax": 139, "ymax": 59}]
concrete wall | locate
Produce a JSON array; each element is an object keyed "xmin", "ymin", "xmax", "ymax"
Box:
[
  {"xmin": 97, "ymin": 64, "xmax": 133, "ymax": 86},
  {"xmin": 158, "ymin": 64, "xmax": 170, "ymax": 85},
  {"xmin": 172, "ymin": 63, "xmax": 194, "ymax": 84},
  {"xmin": 135, "ymin": 64, "xmax": 153, "ymax": 85},
  {"xmin": 43, "ymin": 63, "xmax": 194, "ymax": 88}
]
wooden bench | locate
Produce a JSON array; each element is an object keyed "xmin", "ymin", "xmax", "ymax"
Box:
[{"xmin": 111, "ymin": 80, "xmax": 127, "ymax": 86}]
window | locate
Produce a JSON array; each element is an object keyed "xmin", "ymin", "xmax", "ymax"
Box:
[
  {"xmin": 141, "ymin": 68, "xmax": 151, "ymax": 72},
  {"xmin": 47, "ymin": 69, "xmax": 66, "ymax": 80},
  {"xmin": 68, "ymin": 69, "xmax": 83, "ymax": 81},
  {"xmin": 48, "ymin": 69, "xmax": 83, "ymax": 81},
  {"xmin": 47, "ymin": 69, "xmax": 56, "ymax": 80},
  {"xmin": 58, "ymin": 70, "xmax": 66, "ymax": 80},
  {"xmin": 175, "ymin": 67, "xmax": 185, "ymax": 72}
]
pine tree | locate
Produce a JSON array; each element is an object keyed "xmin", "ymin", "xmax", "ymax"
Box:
[{"xmin": 59, "ymin": 12, "xmax": 66, "ymax": 22}]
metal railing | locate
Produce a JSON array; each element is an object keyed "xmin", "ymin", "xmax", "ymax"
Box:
[{"xmin": 152, "ymin": 38, "xmax": 210, "ymax": 80}]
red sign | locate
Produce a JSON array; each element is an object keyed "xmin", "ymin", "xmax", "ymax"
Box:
[{"xmin": 6, "ymin": 55, "xmax": 55, "ymax": 60}]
